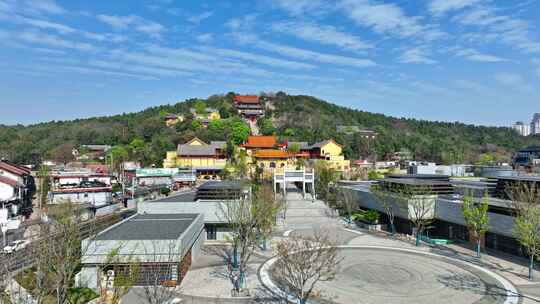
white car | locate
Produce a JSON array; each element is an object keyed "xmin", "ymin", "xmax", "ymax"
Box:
[{"xmin": 3, "ymin": 240, "xmax": 30, "ymax": 254}]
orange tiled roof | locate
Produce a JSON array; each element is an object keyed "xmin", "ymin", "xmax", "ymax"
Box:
[
  {"xmin": 234, "ymin": 95, "xmax": 260, "ymax": 104},
  {"xmin": 243, "ymin": 136, "xmax": 277, "ymax": 148},
  {"xmin": 253, "ymin": 149, "xmax": 291, "ymax": 158}
]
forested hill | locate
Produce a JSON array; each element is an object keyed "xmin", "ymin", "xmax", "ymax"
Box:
[{"xmin": 1, "ymin": 91, "xmax": 538, "ymax": 166}]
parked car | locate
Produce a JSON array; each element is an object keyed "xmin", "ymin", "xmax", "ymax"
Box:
[{"xmin": 3, "ymin": 240, "xmax": 30, "ymax": 254}]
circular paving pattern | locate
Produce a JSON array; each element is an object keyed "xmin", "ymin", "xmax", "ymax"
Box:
[{"xmin": 261, "ymin": 247, "xmax": 518, "ymax": 304}]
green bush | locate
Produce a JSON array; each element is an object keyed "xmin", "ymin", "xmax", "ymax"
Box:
[
  {"xmin": 352, "ymin": 210, "xmax": 379, "ymax": 224},
  {"xmin": 367, "ymin": 170, "xmax": 384, "ymax": 180},
  {"xmin": 160, "ymin": 187, "xmax": 171, "ymax": 196}
]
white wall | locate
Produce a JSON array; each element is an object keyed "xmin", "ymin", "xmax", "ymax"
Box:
[
  {"xmin": 51, "ymin": 191, "xmax": 112, "ymax": 206},
  {"xmin": 0, "ymin": 170, "xmax": 23, "ymax": 184},
  {"xmin": 0, "ymin": 183, "xmax": 16, "ymax": 201}
]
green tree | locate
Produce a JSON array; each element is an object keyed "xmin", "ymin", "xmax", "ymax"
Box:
[
  {"xmin": 194, "ymin": 100, "xmax": 207, "ymax": 115},
  {"xmin": 258, "ymin": 118, "xmax": 276, "ymax": 136},
  {"xmin": 462, "ymin": 193, "xmax": 490, "ymax": 258},
  {"xmin": 283, "ymin": 128, "xmax": 295, "ymax": 137},
  {"xmin": 288, "ymin": 143, "xmax": 300, "ymax": 154},
  {"xmin": 508, "ymin": 182, "xmax": 540, "ymax": 280},
  {"xmin": 314, "ymin": 161, "xmax": 338, "ymax": 203},
  {"xmin": 228, "ymin": 121, "xmax": 250, "ymax": 146}
]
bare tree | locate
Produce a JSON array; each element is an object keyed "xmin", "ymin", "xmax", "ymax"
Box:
[
  {"xmin": 507, "ymin": 182, "xmax": 540, "ymax": 280},
  {"xmin": 97, "ymin": 245, "xmax": 140, "ymax": 304},
  {"xmin": 371, "ymin": 184, "xmax": 397, "ymax": 235},
  {"xmin": 272, "ymin": 230, "xmax": 342, "ymax": 304},
  {"xmin": 218, "ymin": 184, "xmax": 282, "ymax": 295},
  {"xmin": 397, "ymin": 185, "xmax": 435, "ymax": 246},
  {"xmin": 38, "ymin": 202, "xmax": 99, "ymax": 304},
  {"xmin": 337, "ymin": 188, "xmax": 357, "ymax": 226},
  {"xmin": 140, "ymin": 241, "xmax": 184, "ymax": 304}
]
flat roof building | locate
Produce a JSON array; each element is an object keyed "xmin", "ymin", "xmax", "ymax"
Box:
[{"xmin": 80, "ymin": 213, "xmax": 204, "ymax": 289}]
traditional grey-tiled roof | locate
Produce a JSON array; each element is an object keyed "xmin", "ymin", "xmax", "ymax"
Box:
[
  {"xmin": 309, "ymin": 140, "xmax": 333, "ymax": 149},
  {"xmin": 177, "ymin": 145, "xmax": 216, "ymax": 156},
  {"xmin": 210, "ymin": 141, "xmax": 227, "ymax": 146},
  {"xmin": 287, "ymin": 141, "xmax": 309, "ymax": 150},
  {"xmin": 96, "ymin": 213, "xmax": 199, "ymax": 240}
]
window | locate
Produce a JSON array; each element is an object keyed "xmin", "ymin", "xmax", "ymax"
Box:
[{"xmin": 207, "ymin": 225, "xmax": 217, "ymax": 240}]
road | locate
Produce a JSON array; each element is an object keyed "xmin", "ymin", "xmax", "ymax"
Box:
[{"xmin": 0, "ymin": 209, "xmax": 135, "ymax": 276}]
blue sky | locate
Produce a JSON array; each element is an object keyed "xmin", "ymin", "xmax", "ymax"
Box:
[{"xmin": 0, "ymin": 0, "xmax": 539, "ymax": 126}]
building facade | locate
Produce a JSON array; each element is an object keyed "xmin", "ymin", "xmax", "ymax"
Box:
[
  {"xmin": 532, "ymin": 113, "xmax": 540, "ymax": 135},
  {"xmin": 0, "ymin": 161, "xmax": 35, "ymax": 218},
  {"xmin": 80, "ymin": 213, "xmax": 204, "ymax": 289},
  {"xmin": 164, "ymin": 138, "xmax": 227, "ymax": 179},
  {"xmin": 512, "ymin": 121, "xmax": 531, "ymax": 136},
  {"xmin": 234, "ymin": 95, "xmax": 265, "ymax": 119}
]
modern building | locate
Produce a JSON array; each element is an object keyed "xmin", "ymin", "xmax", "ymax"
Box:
[
  {"xmin": 532, "ymin": 113, "xmax": 540, "ymax": 135},
  {"xmin": 163, "ymin": 138, "xmax": 227, "ymax": 179},
  {"xmin": 138, "ymin": 181, "xmax": 250, "ymax": 241},
  {"xmin": 80, "ymin": 213, "xmax": 204, "ymax": 290},
  {"xmin": 234, "ymin": 95, "xmax": 265, "ymax": 119},
  {"xmin": 50, "ymin": 170, "xmax": 112, "ymax": 189},
  {"xmin": 341, "ymin": 175, "xmax": 539, "ymax": 257},
  {"xmin": 0, "ymin": 160, "xmax": 35, "ymax": 218},
  {"xmin": 512, "ymin": 121, "xmax": 531, "ymax": 136},
  {"xmin": 512, "ymin": 146, "xmax": 540, "ymax": 169}
]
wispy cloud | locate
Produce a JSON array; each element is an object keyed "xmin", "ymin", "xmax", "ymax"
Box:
[
  {"xmin": 271, "ymin": 0, "xmax": 331, "ymax": 16},
  {"xmin": 96, "ymin": 14, "xmax": 134, "ymax": 29},
  {"xmin": 428, "ymin": 0, "xmax": 481, "ymax": 16},
  {"xmin": 271, "ymin": 21, "xmax": 373, "ymax": 51},
  {"xmin": 255, "ymin": 38, "xmax": 376, "ymax": 68},
  {"xmin": 454, "ymin": 48, "xmax": 508, "ymax": 62},
  {"xmin": 224, "ymin": 14, "xmax": 256, "ymax": 30},
  {"xmin": 494, "ymin": 72, "xmax": 532, "ymax": 91},
  {"xmin": 198, "ymin": 47, "xmax": 316, "ymax": 70},
  {"xmin": 19, "ymin": 30, "xmax": 96, "ymax": 52},
  {"xmin": 97, "ymin": 14, "xmax": 165, "ymax": 38},
  {"xmin": 187, "ymin": 11, "xmax": 213, "ymax": 24},
  {"xmin": 399, "ymin": 47, "xmax": 436, "ymax": 64},
  {"xmin": 195, "ymin": 33, "xmax": 213, "ymax": 43},
  {"xmin": 25, "ymin": 0, "xmax": 65, "ymax": 14},
  {"xmin": 340, "ymin": 0, "xmax": 442, "ymax": 39},
  {"xmin": 532, "ymin": 58, "xmax": 540, "ymax": 79},
  {"xmin": 453, "ymin": 5, "xmax": 540, "ymax": 54},
  {"xmin": 19, "ymin": 17, "xmax": 75, "ymax": 34}
]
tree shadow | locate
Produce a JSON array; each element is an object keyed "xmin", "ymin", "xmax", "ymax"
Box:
[{"xmin": 436, "ymin": 272, "xmax": 526, "ymax": 303}]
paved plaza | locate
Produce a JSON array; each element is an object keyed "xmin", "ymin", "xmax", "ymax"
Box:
[{"xmin": 137, "ymin": 186, "xmax": 539, "ymax": 304}]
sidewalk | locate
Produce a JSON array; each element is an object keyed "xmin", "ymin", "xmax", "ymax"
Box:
[{"xmin": 344, "ymin": 226, "xmax": 540, "ymax": 303}]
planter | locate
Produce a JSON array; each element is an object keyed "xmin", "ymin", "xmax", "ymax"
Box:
[
  {"xmin": 231, "ymin": 288, "xmax": 251, "ymax": 297},
  {"xmin": 355, "ymin": 220, "xmax": 385, "ymax": 231}
]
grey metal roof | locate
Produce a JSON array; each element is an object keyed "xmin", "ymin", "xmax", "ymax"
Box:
[
  {"xmin": 153, "ymin": 191, "xmax": 197, "ymax": 203},
  {"xmin": 96, "ymin": 213, "xmax": 199, "ymax": 240},
  {"xmin": 287, "ymin": 142, "xmax": 309, "ymax": 150}
]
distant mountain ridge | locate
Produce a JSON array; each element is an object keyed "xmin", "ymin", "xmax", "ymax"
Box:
[{"xmin": 1, "ymin": 92, "xmax": 538, "ymax": 165}]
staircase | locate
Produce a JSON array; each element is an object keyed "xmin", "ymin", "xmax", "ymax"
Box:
[{"xmin": 246, "ymin": 118, "xmax": 259, "ymax": 135}]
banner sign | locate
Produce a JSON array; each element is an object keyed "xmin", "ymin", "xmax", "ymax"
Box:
[{"xmin": 136, "ymin": 168, "xmax": 179, "ymax": 177}]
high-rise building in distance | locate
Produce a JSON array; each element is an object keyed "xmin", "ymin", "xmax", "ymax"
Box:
[
  {"xmin": 513, "ymin": 121, "xmax": 531, "ymax": 136},
  {"xmin": 531, "ymin": 113, "xmax": 540, "ymax": 135}
]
